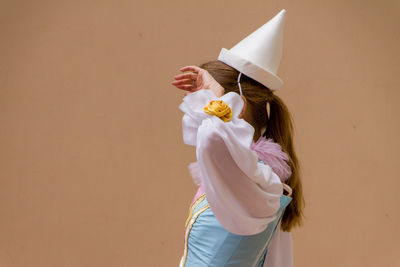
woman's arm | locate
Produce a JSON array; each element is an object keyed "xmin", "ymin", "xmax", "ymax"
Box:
[
  {"xmin": 179, "ymin": 89, "xmax": 283, "ymax": 235},
  {"xmin": 196, "ymin": 106, "xmax": 283, "ymax": 235}
]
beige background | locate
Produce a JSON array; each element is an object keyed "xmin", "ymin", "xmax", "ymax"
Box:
[{"xmin": 1, "ymin": 0, "xmax": 399, "ymax": 266}]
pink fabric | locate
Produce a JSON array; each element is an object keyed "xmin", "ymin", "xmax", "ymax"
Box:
[
  {"xmin": 195, "ymin": 116, "xmax": 283, "ymax": 235},
  {"xmin": 250, "ymin": 136, "xmax": 292, "ymax": 182}
]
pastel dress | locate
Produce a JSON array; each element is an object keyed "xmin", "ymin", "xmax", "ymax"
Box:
[{"xmin": 178, "ymin": 89, "xmax": 294, "ymax": 267}]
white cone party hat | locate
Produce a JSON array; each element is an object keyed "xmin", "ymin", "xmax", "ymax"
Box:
[{"xmin": 218, "ymin": 9, "xmax": 286, "ymax": 90}]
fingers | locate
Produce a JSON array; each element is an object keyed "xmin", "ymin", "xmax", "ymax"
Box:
[
  {"xmin": 174, "ymin": 73, "xmax": 197, "ymax": 81},
  {"xmin": 171, "ymin": 78, "xmax": 194, "ymax": 86},
  {"xmin": 171, "ymin": 65, "xmax": 203, "ymax": 93}
]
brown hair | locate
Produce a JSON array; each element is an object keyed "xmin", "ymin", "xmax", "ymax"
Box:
[{"xmin": 199, "ymin": 60, "xmax": 305, "ymax": 232}]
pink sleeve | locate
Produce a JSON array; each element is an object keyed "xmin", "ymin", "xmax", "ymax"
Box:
[{"xmin": 196, "ymin": 116, "xmax": 283, "ymax": 235}]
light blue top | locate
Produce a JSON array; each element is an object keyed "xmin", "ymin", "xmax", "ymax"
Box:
[{"xmin": 183, "ymin": 193, "xmax": 292, "ymax": 266}]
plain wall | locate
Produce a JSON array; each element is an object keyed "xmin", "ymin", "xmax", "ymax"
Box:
[{"xmin": 0, "ymin": 0, "xmax": 399, "ymax": 266}]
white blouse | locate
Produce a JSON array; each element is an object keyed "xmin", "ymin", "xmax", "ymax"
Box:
[{"xmin": 179, "ymin": 89, "xmax": 293, "ymax": 267}]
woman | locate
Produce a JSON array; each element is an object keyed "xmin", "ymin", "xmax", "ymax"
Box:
[{"xmin": 172, "ymin": 9, "xmax": 304, "ymax": 267}]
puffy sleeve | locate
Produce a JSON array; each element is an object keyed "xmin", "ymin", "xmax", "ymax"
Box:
[{"xmin": 179, "ymin": 89, "xmax": 283, "ymax": 235}]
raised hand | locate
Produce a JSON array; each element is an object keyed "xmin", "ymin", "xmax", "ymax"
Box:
[{"xmin": 171, "ymin": 65, "xmax": 225, "ymax": 97}]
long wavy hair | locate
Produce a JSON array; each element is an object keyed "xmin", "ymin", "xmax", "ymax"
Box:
[{"xmin": 199, "ymin": 60, "xmax": 305, "ymax": 232}]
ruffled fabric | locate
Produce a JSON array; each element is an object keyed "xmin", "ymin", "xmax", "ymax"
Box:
[
  {"xmin": 179, "ymin": 89, "xmax": 244, "ymax": 146},
  {"xmin": 251, "ymin": 137, "xmax": 292, "ymax": 182}
]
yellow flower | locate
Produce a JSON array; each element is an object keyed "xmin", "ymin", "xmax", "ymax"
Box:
[{"xmin": 203, "ymin": 100, "xmax": 233, "ymax": 122}]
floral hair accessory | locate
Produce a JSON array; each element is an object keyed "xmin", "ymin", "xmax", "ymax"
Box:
[{"xmin": 203, "ymin": 100, "xmax": 233, "ymax": 122}]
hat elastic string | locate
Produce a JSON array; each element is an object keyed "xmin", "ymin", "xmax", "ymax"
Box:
[{"xmin": 237, "ymin": 72, "xmax": 243, "ymax": 96}]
